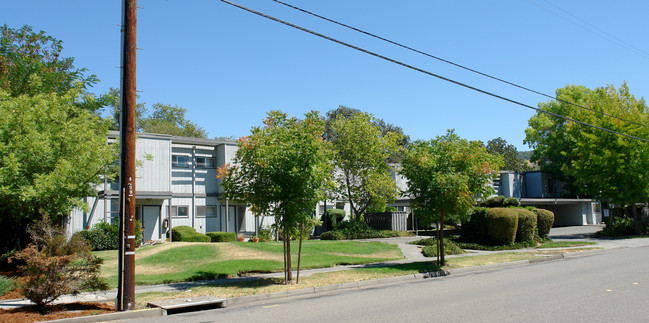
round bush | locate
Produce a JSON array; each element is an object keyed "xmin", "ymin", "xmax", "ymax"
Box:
[
  {"xmin": 503, "ymin": 197, "xmax": 521, "ymax": 208},
  {"xmin": 534, "ymin": 209, "xmax": 554, "ymax": 238},
  {"xmin": 515, "ymin": 209, "xmax": 537, "ymax": 242},
  {"xmin": 484, "ymin": 196, "xmax": 505, "ymax": 208},
  {"xmin": 462, "ymin": 207, "xmax": 489, "ymax": 243},
  {"xmin": 172, "ymin": 226, "xmax": 210, "ymax": 242},
  {"xmin": 486, "ymin": 208, "xmax": 519, "ymax": 245}
]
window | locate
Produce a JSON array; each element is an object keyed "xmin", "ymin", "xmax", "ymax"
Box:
[
  {"xmin": 197, "ymin": 206, "xmax": 217, "ymax": 217},
  {"xmin": 171, "ymin": 206, "xmax": 189, "ymax": 217},
  {"xmin": 196, "ymin": 157, "xmax": 215, "ymax": 169},
  {"xmin": 172, "ymin": 155, "xmax": 189, "ymax": 168}
]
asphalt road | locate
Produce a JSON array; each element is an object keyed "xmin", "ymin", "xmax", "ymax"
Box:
[{"xmin": 125, "ymin": 245, "xmax": 649, "ymax": 323}]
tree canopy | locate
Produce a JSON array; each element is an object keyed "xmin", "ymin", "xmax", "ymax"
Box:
[
  {"xmin": 0, "ymin": 24, "xmax": 106, "ymax": 113},
  {"xmin": 485, "ymin": 137, "xmax": 532, "ymax": 172},
  {"xmin": 324, "ymin": 106, "xmax": 410, "ymax": 163},
  {"xmin": 217, "ymin": 110, "xmax": 332, "ymax": 283},
  {"xmin": 401, "ymin": 130, "xmax": 502, "ymax": 264},
  {"xmin": 330, "ymin": 111, "xmax": 404, "ymax": 221},
  {"xmin": 525, "ymin": 83, "xmax": 649, "ymax": 233},
  {"xmin": 0, "ymin": 87, "xmax": 117, "ymax": 252},
  {"xmin": 107, "ymin": 87, "xmax": 207, "ymax": 138}
]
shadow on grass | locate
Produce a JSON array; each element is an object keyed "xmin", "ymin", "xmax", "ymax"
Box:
[{"xmin": 357, "ymin": 261, "xmax": 442, "ymax": 274}]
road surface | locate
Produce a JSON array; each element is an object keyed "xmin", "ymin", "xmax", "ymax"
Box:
[{"xmin": 125, "ymin": 245, "xmax": 649, "ymax": 322}]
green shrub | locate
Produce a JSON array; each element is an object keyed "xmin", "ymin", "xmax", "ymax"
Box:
[
  {"xmin": 462, "ymin": 207, "xmax": 489, "ymax": 243},
  {"xmin": 410, "ymin": 238, "xmax": 436, "ymax": 246},
  {"xmin": 421, "ymin": 239, "xmax": 466, "ymax": 257},
  {"xmin": 76, "ymin": 220, "xmax": 143, "ymax": 251},
  {"xmin": 600, "ymin": 217, "xmax": 635, "ymax": 237},
  {"xmin": 324, "ymin": 209, "xmax": 346, "ymax": 229},
  {"xmin": 258, "ymin": 227, "xmax": 274, "ymax": 242},
  {"xmin": 486, "ymin": 208, "xmax": 519, "ymax": 245},
  {"xmin": 320, "ymin": 230, "xmax": 345, "ymax": 240},
  {"xmin": 484, "ymin": 196, "xmax": 505, "ymax": 208},
  {"xmin": 0, "ymin": 275, "xmax": 15, "ymax": 297},
  {"xmin": 206, "ymin": 232, "xmax": 236, "ymax": 242},
  {"xmin": 504, "ymin": 197, "xmax": 521, "ymax": 208},
  {"xmin": 515, "ymin": 209, "xmax": 537, "ymax": 242},
  {"xmin": 534, "ymin": 209, "xmax": 554, "ymax": 238},
  {"xmin": 172, "ymin": 226, "xmax": 210, "ymax": 242}
]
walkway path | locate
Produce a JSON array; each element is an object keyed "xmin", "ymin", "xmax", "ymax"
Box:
[{"xmin": 2, "ymin": 225, "xmax": 648, "ymax": 310}]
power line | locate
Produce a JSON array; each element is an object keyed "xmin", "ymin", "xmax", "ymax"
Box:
[
  {"xmin": 219, "ymin": 0, "xmax": 649, "ymax": 144},
  {"xmin": 528, "ymin": 0, "xmax": 649, "ymax": 60},
  {"xmin": 271, "ymin": 0, "xmax": 649, "ymax": 130}
]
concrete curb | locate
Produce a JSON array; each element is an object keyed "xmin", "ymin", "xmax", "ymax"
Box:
[
  {"xmin": 11, "ymin": 245, "xmax": 640, "ymax": 322},
  {"xmin": 44, "ymin": 307, "xmax": 163, "ymax": 323}
]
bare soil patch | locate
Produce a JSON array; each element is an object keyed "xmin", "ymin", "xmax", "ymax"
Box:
[{"xmin": 0, "ymin": 302, "xmax": 116, "ymax": 323}]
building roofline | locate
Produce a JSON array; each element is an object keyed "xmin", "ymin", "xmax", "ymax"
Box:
[{"xmin": 108, "ymin": 130, "xmax": 238, "ymax": 146}]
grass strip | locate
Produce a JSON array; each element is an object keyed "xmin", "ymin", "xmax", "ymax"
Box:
[{"xmin": 133, "ymin": 248, "xmax": 600, "ymax": 307}]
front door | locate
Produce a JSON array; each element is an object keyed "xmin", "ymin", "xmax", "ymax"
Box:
[{"xmin": 142, "ymin": 206, "xmax": 160, "ymax": 241}]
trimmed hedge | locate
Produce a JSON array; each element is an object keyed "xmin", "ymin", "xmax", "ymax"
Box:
[
  {"xmin": 486, "ymin": 208, "xmax": 519, "ymax": 245},
  {"xmin": 503, "ymin": 197, "xmax": 521, "ymax": 208},
  {"xmin": 484, "ymin": 196, "xmax": 505, "ymax": 208},
  {"xmin": 461, "ymin": 207, "xmax": 489, "ymax": 243},
  {"xmin": 514, "ymin": 209, "xmax": 537, "ymax": 242},
  {"xmin": 172, "ymin": 226, "xmax": 210, "ymax": 242},
  {"xmin": 534, "ymin": 209, "xmax": 554, "ymax": 238},
  {"xmin": 206, "ymin": 231, "xmax": 236, "ymax": 242}
]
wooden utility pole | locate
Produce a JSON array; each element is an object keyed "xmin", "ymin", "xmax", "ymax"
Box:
[{"xmin": 117, "ymin": 0, "xmax": 137, "ymax": 311}]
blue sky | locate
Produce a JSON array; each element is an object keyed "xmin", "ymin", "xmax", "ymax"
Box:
[{"xmin": 3, "ymin": 0, "xmax": 648, "ymax": 150}]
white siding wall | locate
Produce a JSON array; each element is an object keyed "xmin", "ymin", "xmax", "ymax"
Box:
[{"xmin": 136, "ymin": 136, "xmax": 171, "ymax": 192}]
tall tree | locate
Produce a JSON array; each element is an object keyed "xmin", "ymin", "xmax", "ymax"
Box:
[
  {"xmin": 525, "ymin": 83, "xmax": 649, "ymax": 234},
  {"xmin": 324, "ymin": 106, "xmax": 410, "ymax": 162},
  {"xmin": 401, "ymin": 130, "xmax": 502, "ymax": 265},
  {"xmin": 141, "ymin": 103, "xmax": 207, "ymax": 138},
  {"xmin": 0, "ymin": 25, "xmax": 106, "ymax": 113},
  {"xmin": 0, "ymin": 87, "xmax": 117, "ymax": 252},
  {"xmin": 217, "ymin": 110, "xmax": 332, "ymax": 283},
  {"xmin": 106, "ymin": 88, "xmax": 207, "ymax": 138},
  {"xmin": 485, "ymin": 137, "xmax": 531, "ymax": 172},
  {"xmin": 331, "ymin": 111, "xmax": 404, "ymax": 221}
]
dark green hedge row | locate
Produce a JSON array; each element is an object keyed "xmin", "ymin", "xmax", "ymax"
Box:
[
  {"xmin": 462, "ymin": 206, "xmax": 554, "ymax": 245},
  {"xmin": 206, "ymin": 231, "xmax": 236, "ymax": 242}
]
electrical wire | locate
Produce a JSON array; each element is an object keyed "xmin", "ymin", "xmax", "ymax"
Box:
[
  {"xmin": 271, "ymin": 0, "xmax": 649, "ymax": 130},
  {"xmin": 529, "ymin": 0, "xmax": 649, "ymax": 60},
  {"xmin": 219, "ymin": 0, "xmax": 649, "ymax": 143}
]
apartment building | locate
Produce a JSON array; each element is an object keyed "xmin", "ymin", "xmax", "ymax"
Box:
[{"xmin": 66, "ymin": 131, "xmax": 267, "ymax": 241}]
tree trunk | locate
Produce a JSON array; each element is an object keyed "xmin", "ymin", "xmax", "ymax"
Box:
[
  {"xmin": 297, "ymin": 222, "xmax": 304, "ymax": 284},
  {"xmin": 631, "ymin": 204, "xmax": 641, "ymax": 235},
  {"xmin": 286, "ymin": 234, "xmax": 293, "ymax": 283},
  {"xmin": 282, "ymin": 233, "xmax": 287, "ymax": 283},
  {"xmin": 440, "ymin": 209, "xmax": 446, "ymax": 266},
  {"xmin": 435, "ymin": 220, "xmax": 441, "ymax": 266}
]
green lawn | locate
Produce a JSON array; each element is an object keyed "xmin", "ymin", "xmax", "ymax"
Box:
[
  {"xmin": 95, "ymin": 241, "xmax": 403, "ymax": 287},
  {"xmin": 536, "ymin": 241, "xmax": 597, "ymax": 248}
]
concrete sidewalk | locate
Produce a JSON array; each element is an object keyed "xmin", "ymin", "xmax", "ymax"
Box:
[{"xmin": 2, "ymin": 225, "xmax": 648, "ymax": 311}]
